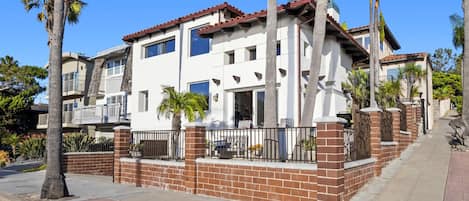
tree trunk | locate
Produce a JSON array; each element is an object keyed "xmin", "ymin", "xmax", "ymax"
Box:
[
  {"xmin": 264, "ymin": 0, "xmax": 278, "ymax": 128},
  {"xmin": 463, "ymin": 0, "xmax": 469, "ymax": 135},
  {"xmin": 171, "ymin": 113, "xmax": 182, "ymax": 159},
  {"xmin": 374, "ymin": 0, "xmax": 381, "ymax": 87},
  {"xmin": 300, "ymin": 0, "xmax": 328, "ymax": 127},
  {"xmin": 368, "ymin": 0, "xmax": 378, "ymax": 108},
  {"xmin": 41, "ymin": 0, "xmax": 69, "ymax": 199}
]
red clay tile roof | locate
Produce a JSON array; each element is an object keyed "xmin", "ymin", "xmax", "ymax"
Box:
[
  {"xmin": 348, "ymin": 24, "xmax": 401, "ymax": 50},
  {"xmin": 122, "ymin": 2, "xmax": 244, "ymax": 42},
  {"xmin": 198, "ymin": 0, "xmax": 368, "ymax": 60},
  {"xmin": 381, "ymin": 53, "xmax": 428, "ymax": 64}
]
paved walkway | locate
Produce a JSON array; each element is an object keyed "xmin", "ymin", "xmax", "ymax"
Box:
[
  {"xmin": 352, "ymin": 118, "xmax": 453, "ymax": 201},
  {"xmin": 444, "ymin": 151, "xmax": 469, "ymax": 201},
  {"xmin": 0, "ymin": 170, "xmax": 225, "ymax": 201}
]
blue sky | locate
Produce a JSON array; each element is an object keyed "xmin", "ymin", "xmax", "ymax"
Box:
[{"xmin": 0, "ymin": 0, "xmax": 462, "ymax": 103}]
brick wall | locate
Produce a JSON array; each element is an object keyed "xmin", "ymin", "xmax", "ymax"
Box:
[
  {"xmin": 119, "ymin": 158, "xmax": 186, "ymax": 191},
  {"xmin": 398, "ymin": 131, "xmax": 412, "ymax": 153},
  {"xmin": 196, "ymin": 159, "xmax": 317, "ymax": 201},
  {"xmin": 344, "ymin": 159, "xmax": 375, "ymax": 201},
  {"xmin": 380, "ymin": 143, "xmax": 397, "ymax": 166},
  {"xmin": 63, "ymin": 152, "xmax": 113, "ymax": 176}
]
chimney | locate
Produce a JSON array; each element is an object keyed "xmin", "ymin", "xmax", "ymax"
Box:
[{"xmin": 327, "ymin": 0, "xmax": 340, "ymax": 22}]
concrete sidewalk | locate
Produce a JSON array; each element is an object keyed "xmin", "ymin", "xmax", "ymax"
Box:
[
  {"xmin": 352, "ymin": 118, "xmax": 453, "ymax": 201},
  {"xmin": 0, "ymin": 170, "xmax": 225, "ymax": 201}
]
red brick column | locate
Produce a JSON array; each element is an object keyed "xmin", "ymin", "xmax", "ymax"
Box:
[
  {"xmin": 361, "ymin": 108, "xmax": 383, "ymax": 176},
  {"xmin": 402, "ymin": 102, "xmax": 418, "ymax": 143},
  {"xmin": 184, "ymin": 123, "xmax": 206, "ymax": 194},
  {"xmin": 316, "ymin": 118, "xmax": 346, "ymax": 201},
  {"xmin": 386, "ymin": 108, "xmax": 401, "ymax": 158},
  {"xmin": 113, "ymin": 126, "xmax": 131, "ymax": 183}
]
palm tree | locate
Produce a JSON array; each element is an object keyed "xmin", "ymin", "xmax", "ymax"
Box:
[
  {"xmin": 399, "ymin": 63, "xmax": 426, "ymax": 100},
  {"xmin": 157, "ymin": 87, "xmax": 207, "ymax": 158},
  {"xmin": 21, "ymin": 0, "xmax": 85, "ymax": 198},
  {"xmin": 342, "ymin": 69, "xmax": 370, "ymax": 109},
  {"xmin": 367, "ymin": 0, "xmax": 380, "ymax": 108},
  {"xmin": 300, "ymin": 0, "xmax": 329, "ymax": 127},
  {"xmin": 451, "ymin": 14, "xmax": 464, "ymax": 49},
  {"xmin": 2, "ymin": 134, "xmax": 20, "ymax": 160},
  {"xmin": 376, "ymin": 80, "xmax": 402, "ymax": 108},
  {"xmin": 264, "ymin": 0, "xmax": 278, "ymax": 128},
  {"xmin": 463, "ymin": 0, "xmax": 469, "ymax": 134}
]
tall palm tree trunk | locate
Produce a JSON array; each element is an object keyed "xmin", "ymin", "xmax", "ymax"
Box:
[
  {"xmin": 171, "ymin": 113, "xmax": 182, "ymax": 159},
  {"xmin": 373, "ymin": 0, "xmax": 381, "ymax": 92},
  {"xmin": 368, "ymin": 0, "xmax": 378, "ymax": 108},
  {"xmin": 463, "ymin": 0, "xmax": 469, "ymax": 136},
  {"xmin": 264, "ymin": 0, "xmax": 279, "ymax": 160},
  {"xmin": 41, "ymin": 0, "xmax": 69, "ymax": 199},
  {"xmin": 300, "ymin": 0, "xmax": 328, "ymax": 127},
  {"xmin": 264, "ymin": 0, "xmax": 278, "ymax": 128}
]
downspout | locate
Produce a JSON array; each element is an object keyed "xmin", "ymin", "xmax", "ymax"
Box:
[
  {"xmin": 297, "ymin": 24, "xmax": 302, "ymax": 125},
  {"xmin": 178, "ymin": 24, "xmax": 184, "ymax": 92}
]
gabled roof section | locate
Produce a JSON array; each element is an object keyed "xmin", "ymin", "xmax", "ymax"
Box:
[
  {"xmin": 199, "ymin": 0, "xmax": 369, "ymax": 62},
  {"xmin": 122, "ymin": 2, "xmax": 244, "ymax": 42},
  {"xmin": 348, "ymin": 24, "xmax": 401, "ymax": 50}
]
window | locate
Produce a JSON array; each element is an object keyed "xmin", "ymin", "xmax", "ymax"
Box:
[
  {"xmin": 63, "ymin": 103, "xmax": 73, "ymax": 112},
  {"xmin": 190, "ymin": 28, "xmax": 210, "ymax": 56},
  {"xmin": 62, "ymin": 72, "xmax": 78, "ymax": 92},
  {"xmin": 276, "ymin": 41, "xmax": 281, "ymax": 56},
  {"xmin": 247, "ymin": 47, "xmax": 257, "ymax": 61},
  {"xmin": 304, "ymin": 42, "xmax": 309, "ymax": 56},
  {"xmin": 380, "ymin": 41, "xmax": 384, "ymax": 51},
  {"xmin": 225, "ymin": 51, "xmax": 235, "ymax": 65},
  {"xmin": 138, "ymin": 91, "xmax": 148, "ymax": 112},
  {"xmin": 145, "ymin": 38, "xmax": 175, "ymax": 58},
  {"xmin": 256, "ymin": 91, "xmax": 265, "ymax": 127},
  {"xmin": 364, "ymin": 37, "xmax": 370, "ymax": 50},
  {"xmin": 387, "ymin": 68, "xmax": 400, "ymax": 81},
  {"xmin": 355, "ymin": 37, "xmax": 363, "ymax": 45},
  {"xmin": 190, "ymin": 81, "xmax": 209, "ymax": 110},
  {"xmin": 107, "ymin": 94, "xmax": 127, "ymax": 114},
  {"xmin": 106, "ymin": 59, "xmax": 126, "ymax": 76}
]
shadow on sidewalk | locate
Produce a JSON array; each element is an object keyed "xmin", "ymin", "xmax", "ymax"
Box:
[{"xmin": 0, "ymin": 161, "xmax": 43, "ymax": 178}]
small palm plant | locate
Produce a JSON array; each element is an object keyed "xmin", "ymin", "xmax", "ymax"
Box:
[
  {"xmin": 157, "ymin": 87, "xmax": 208, "ymax": 159},
  {"xmin": 377, "ymin": 79, "xmax": 402, "ymax": 108},
  {"xmin": 2, "ymin": 134, "xmax": 21, "ymax": 160},
  {"xmin": 342, "ymin": 69, "xmax": 370, "ymax": 109},
  {"xmin": 399, "ymin": 63, "xmax": 426, "ymax": 100}
]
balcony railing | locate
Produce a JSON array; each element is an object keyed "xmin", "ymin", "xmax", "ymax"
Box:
[
  {"xmin": 37, "ymin": 111, "xmax": 77, "ymax": 129},
  {"xmin": 72, "ymin": 104, "xmax": 128, "ymax": 125},
  {"xmin": 62, "ymin": 79, "xmax": 84, "ymax": 97}
]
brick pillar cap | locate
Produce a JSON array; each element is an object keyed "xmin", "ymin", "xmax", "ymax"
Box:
[
  {"xmin": 401, "ymin": 101, "xmax": 414, "ymax": 105},
  {"xmin": 313, "ymin": 116, "xmax": 347, "ymax": 124},
  {"xmin": 184, "ymin": 122, "xmax": 206, "ymax": 128},
  {"xmin": 360, "ymin": 107, "xmax": 382, "ymax": 113},
  {"xmin": 386, "ymin": 108, "xmax": 401, "ymax": 112},
  {"xmin": 113, "ymin": 125, "xmax": 131, "ymax": 131}
]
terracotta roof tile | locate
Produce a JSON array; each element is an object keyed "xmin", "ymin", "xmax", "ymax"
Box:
[
  {"xmin": 122, "ymin": 2, "xmax": 244, "ymax": 42},
  {"xmin": 381, "ymin": 53, "xmax": 428, "ymax": 64}
]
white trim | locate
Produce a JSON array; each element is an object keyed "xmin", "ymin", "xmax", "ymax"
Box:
[
  {"xmin": 345, "ymin": 158, "xmax": 376, "ymax": 170},
  {"xmin": 313, "ymin": 116, "xmax": 347, "ymax": 124},
  {"xmin": 360, "ymin": 107, "xmax": 382, "ymax": 112},
  {"xmin": 400, "ymin": 130, "xmax": 411, "ymax": 135},
  {"xmin": 184, "ymin": 122, "xmax": 207, "ymax": 128},
  {"xmin": 120, "ymin": 157, "xmax": 185, "ymax": 167},
  {"xmin": 196, "ymin": 158, "xmax": 317, "ymax": 171},
  {"xmin": 385, "ymin": 108, "xmax": 401, "ymax": 112},
  {"xmin": 114, "ymin": 126, "xmax": 131, "ymax": 131},
  {"xmin": 64, "ymin": 151, "xmax": 113, "ymax": 155},
  {"xmin": 381, "ymin": 141, "xmax": 398, "ymax": 146}
]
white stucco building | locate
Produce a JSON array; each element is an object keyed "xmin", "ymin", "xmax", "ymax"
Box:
[{"xmin": 123, "ymin": 1, "xmax": 368, "ymax": 131}]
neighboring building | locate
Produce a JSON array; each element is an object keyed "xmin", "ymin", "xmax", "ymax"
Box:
[
  {"xmin": 123, "ymin": 1, "xmax": 368, "ymax": 131},
  {"xmin": 72, "ymin": 45, "xmax": 132, "ymax": 138},
  {"xmin": 37, "ymin": 52, "xmax": 93, "ymax": 133},
  {"xmin": 348, "ymin": 25, "xmax": 434, "ymax": 130}
]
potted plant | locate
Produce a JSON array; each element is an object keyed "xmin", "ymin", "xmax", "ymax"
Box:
[
  {"xmin": 129, "ymin": 143, "xmax": 143, "ymax": 158},
  {"xmin": 302, "ymin": 138, "xmax": 316, "ymax": 161},
  {"xmin": 248, "ymin": 144, "xmax": 263, "ymax": 157}
]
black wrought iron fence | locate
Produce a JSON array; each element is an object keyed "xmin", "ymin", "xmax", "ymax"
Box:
[
  {"xmin": 131, "ymin": 130, "xmax": 185, "ymax": 161},
  {"xmin": 88, "ymin": 143, "xmax": 114, "ymax": 152},
  {"xmin": 344, "ymin": 128, "xmax": 355, "ymax": 162},
  {"xmin": 205, "ymin": 127, "xmax": 316, "ymax": 163}
]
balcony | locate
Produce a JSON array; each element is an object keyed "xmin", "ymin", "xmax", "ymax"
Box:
[
  {"xmin": 72, "ymin": 104, "xmax": 129, "ymax": 125},
  {"xmin": 37, "ymin": 111, "xmax": 80, "ymax": 129},
  {"xmin": 62, "ymin": 79, "xmax": 84, "ymax": 98}
]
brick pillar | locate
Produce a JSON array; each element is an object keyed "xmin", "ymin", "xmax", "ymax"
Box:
[
  {"xmin": 113, "ymin": 126, "xmax": 131, "ymax": 183},
  {"xmin": 386, "ymin": 108, "xmax": 401, "ymax": 158},
  {"xmin": 184, "ymin": 123, "xmax": 206, "ymax": 194},
  {"xmin": 316, "ymin": 118, "xmax": 346, "ymax": 201},
  {"xmin": 361, "ymin": 108, "xmax": 383, "ymax": 176},
  {"xmin": 402, "ymin": 102, "xmax": 418, "ymax": 143}
]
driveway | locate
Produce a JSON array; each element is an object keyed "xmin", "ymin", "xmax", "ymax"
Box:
[{"xmin": 0, "ymin": 169, "xmax": 225, "ymax": 201}]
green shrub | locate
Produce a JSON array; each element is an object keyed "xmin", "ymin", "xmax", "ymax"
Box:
[
  {"xmin": 19, "ymin": 138, "xmax": 46, "ymax": 159},
  {"xmin": 97, "ymin": 136, "xmax": 113, "ymax": 144},
  {"xmin": 63, "ymin": 133, "xmax": 95, "ymax": 152}
]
